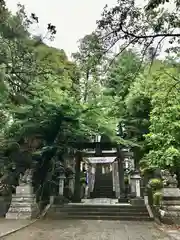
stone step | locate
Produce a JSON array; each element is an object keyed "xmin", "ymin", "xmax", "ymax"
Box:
[
  {"xmin": 94, "ymin": 184, "xmax": 113, "ymax": 186},
  {"xmin": 10, "ymin": 199, "xmax": 36, "ymax": 204},
  {"xmin": 56, "ymin": 210, "xmax": 149, "ymax": 216},
  {"xmin": 91, "ymin": 195, "xmax": 115, "ymax": 198},
  {"xmin": 95, "ymin": 180, "xmax": 112, "ymax": 182},
  {"xmin": 46, "ymin": 202, "xmax": 151, "ymax": 221},
  {"xmin": 46, "ymin": 214, "xmax": 152, "ymax": 221},
  {"xmin": 64, "ymin": 203, "xmax": 146, "ymax": 208},
  {"xmin": 93, "ymin": 191, "xmax": 114, "ymax": 193},
  {"xmin": 93, "ymin": 191, "xmax": 113, "ymax": 193},
  {"xmin": 53, "ymin": 205, "xmax": 148, "ymax": 210},
  {"xmin": 94, "ymin": 182, "xmax": 113, "ymax": 185},
  {"xmin": 94, "ymin": 179, "xmax": 112, "ymax": 181},
  {"xmin": 53, "ymin": 209, "xmax": 148, "ymax": 214},
  {"xmin": 161, "ymin": 200, "xmax": 180, "ymax": 205},
  {"xmin": 54, "ymin": 207, "xmax": 148, "ymax": 213},
  {"xmin": 8, "ymin": 206, "xmax": 38, "ymax": 212},
  {"xmin": 92, "ymin": 192, "xmax": 114, "ymax": 194},
  {"xmin": 11, "ymin": 196, "xmax": 36, "ymax": 202},
  {"xmin": 95, "ymin": 185, "xmax": 113, "ymax": 187},
  {"xmin": 91, "ymin": 196, "xmax": 116, "ymax": 199},
  {"xmin": 92, "ymin": 195, "xmax": 115, "ymax": 197},
  {"xmin": 6, "ymin": 211, "xmax": 39, "ymax": 220},
  {"xmin": 90, "ymin": 193, "xmax": 116, "ymax": 198},
  {"xmin": 93, "ymin": 188, "xmax": 114, "ymax": 190},
  {"xmin": 8, "ymin": 202, "xmax": 37, "ymax": 207},
  {"xmin": 93, "ymin": 188, "xmax": 113, "ymax": 190},
  {"xmin": 97, "ymin": 180, "xmax": 112, "ymax": 182}
]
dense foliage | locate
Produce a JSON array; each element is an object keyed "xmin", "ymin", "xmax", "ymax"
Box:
[
  {"xmin": 2, "ymin": 0, "xmax": 180, "ymax": 197},
  {"xmin": 0, "ymin": 2, "xmax": 118, "ymax": 162}
]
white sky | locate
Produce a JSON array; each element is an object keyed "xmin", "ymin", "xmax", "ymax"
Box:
[
  {"xmin": 6, "ymin": 0, "xmax": 117, "ymax": 57},
  {"xmin": 6, "ymin": 0, "xmax": 175, "ymax": 59}
]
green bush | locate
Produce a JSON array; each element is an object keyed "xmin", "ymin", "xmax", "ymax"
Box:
[
  {"xmin": 80, "ymin": 177, "xmax": 86, "ymax": 185},
  {"xmin": 149, "ymin": 178, "xmax": 163, "ymax": 191},
  {"xmin": 153, "ymin": 191, "xmax": 162, "ymax": 206},
  {"xmin": 124, "ymin": 176, "xmax": 129, "ymax": 184}
]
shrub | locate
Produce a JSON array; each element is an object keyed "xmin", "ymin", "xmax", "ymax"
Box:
[
  {"xmin": 80, "ymin": 177, "xmax": 86, "ymax": 185},
  {"xmin": 149, "ymin": 178, "xmax": 163, "ymax": 191},
  {"xmin": 153, "ymin": 191, "xmax": 162, "ymax": 206},
  {"xmin": 124, "ymin": 176, "xmax": 129, "ymax": 184}
]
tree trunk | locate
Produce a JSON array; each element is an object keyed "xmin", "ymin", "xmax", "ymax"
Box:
[
  {"xmin": 83, "ymin": 70, "xmax": 90, "ymax": 103},
  {"xmin": 73, "ymin": 151, "xmax": 82, "ymax": 202}
]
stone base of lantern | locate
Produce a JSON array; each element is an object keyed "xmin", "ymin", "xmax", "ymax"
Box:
[
  {"xmin": 53, "ymin": 195, "xmax": 70, "ymax": 205},
  {"xmin": 159, "ymin": 205, "xmax": 180, "ymax": 225},
  {"xmin": 159, "ymin": 187, "xmax": 180, "ymax": 224},
  {"xmin": 130, "ymin": 197, "xmax": 145, "ymax": 206},
  {"xmin": 118, "ymin": 194, "xmax": 129, "ymax": 203}
]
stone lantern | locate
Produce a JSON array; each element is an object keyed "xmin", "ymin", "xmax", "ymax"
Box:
[
  {"xmin": 130, "ymin": 170, "xmax": 144, "ymax": 205},
  {"xmin": 130, "ymin": 170, "xmax": 141, "ymax": 197},
  {"xmin": 50, "ymin": 161, "xmax": 66, "ymax": 204}
]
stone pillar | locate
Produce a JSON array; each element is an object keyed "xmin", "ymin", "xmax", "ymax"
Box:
[
  {"xmin": 117, "ymin": 147, "xmax": 128, "ymax": 203},
  {"xmin": 87, "ymin": 165, "xmax": 91, "ymax": 198},
  {"xmin": 112, "ymin": 161, "xmax": 120, "ymax": 198},
  {"xmin": 6, "ymin": 169, "xmax": 39, "ymax": 219},
  {"xmin": 84, "ymin": 165, "xmax": 89, "ymax": 199},
  {"xmin": 88, "ymin": 164, "xmax": 93, "ymax": 197},
  {"xmin": 68, "ymin": 174, "xmax": 75, "ymax": 195},
  {"xmin": 110, "ymin": 164, "xmax": 112, "ymax": 172},
  {"xmin": 116, "ymin": 170, "xmax": 120, "ymax": 198},
  {"xmin": 112, "ymin": 163, "xmax": 115, "ymax": 191},
  {"xmin": 91, "ymin": 165, "xmax": 96, "ymax": 191},
  {"xmin": 58, "ymin": 173, "xmax": 66, "ymax": 196}
]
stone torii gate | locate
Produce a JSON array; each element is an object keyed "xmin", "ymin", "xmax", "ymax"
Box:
[{"xmin": 80, "ymin": 140, "xmax": 134, "ymax": 202}]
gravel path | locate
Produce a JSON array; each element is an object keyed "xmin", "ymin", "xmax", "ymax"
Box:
[{"xmin": 1, "ymin": 220, "xmax": 170, "ymax": 240}]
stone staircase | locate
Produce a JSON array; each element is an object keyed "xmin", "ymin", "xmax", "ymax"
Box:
[
  {"xmin": 46, "ymin": 203, "xmax": 152, "ymax": 221},
  {"xmin": 91, "ymin": 183, "xmax": 115, "ymax": 198},
  {"xmin": 91, "ymin": 164, "xmax": 115, "ymax": 198}
]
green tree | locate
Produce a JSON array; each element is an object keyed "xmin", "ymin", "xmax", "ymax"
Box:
[
  {"xmin": 96, "ymin": 0, "xmax": 180, "ymax": 61},
  {"xmin": 72, "ymin": 33, "xmax": 106, "ymax": 103},
  {"xmin": 104, "ymin": 50, "xmax": 144, "ymax": 149},
  {"xmin": 142, "ymin": 67, "xmax": 180, "ymax": 173}
]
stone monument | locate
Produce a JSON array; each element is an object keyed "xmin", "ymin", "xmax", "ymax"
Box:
[
  {"xmin": 159, "ymin": 170, "xmax": 180, "ymax": 224},
  {"xmin": 6, "ymin": 169, "xmax": 39, "ymax": 219}
]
